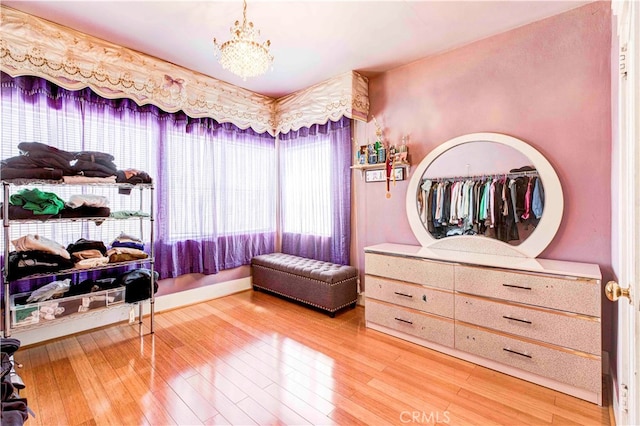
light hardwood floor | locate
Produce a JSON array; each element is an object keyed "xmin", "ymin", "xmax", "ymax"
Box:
[{"xmin": 14, "ymin": 290, "xmax": 611, "ymax": 425}]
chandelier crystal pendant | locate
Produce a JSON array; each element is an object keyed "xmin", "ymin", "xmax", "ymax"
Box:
[{"xmin": 213, "ymin": 0, "xmax": 274, "ymax": 80}]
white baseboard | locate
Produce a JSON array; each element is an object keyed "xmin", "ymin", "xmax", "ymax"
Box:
[
  {"xmin": 10, "ymin": 277, "xmax": 252, "ymax": 347},
  {"xmin": 357, "ymin": 292, "xmax": 366, "ymax": 306},
  {"xmin": 143, "ymin": 277, "xmax": 251, "ymax": 314}
]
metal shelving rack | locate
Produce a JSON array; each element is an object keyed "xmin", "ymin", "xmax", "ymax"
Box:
[{"xmin": 1, "ymin": 180, "xmax": 155, "ymax": 338}]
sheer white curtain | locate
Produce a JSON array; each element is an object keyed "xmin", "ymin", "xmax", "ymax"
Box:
[{"xmin": 279, "ymin": 117, "xmax": 351, "ymax": 264}]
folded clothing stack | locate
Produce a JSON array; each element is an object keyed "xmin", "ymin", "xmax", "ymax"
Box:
[
  {"xmin": 66, "ymin": 238, "xmax": 109, "ymax": 269},
  {"xmin": 62, "ymin": 194, "xmax": 110, "ymax": 219},
  {"xmin": 111, "ymin": 232, "xmax": 144, "ymax": 250},
  {"xmin": 1, "ymin": 190, "xmax": 110, "ymax": 220},
  {"xmin": 0, "ymin": 141, "xmax": 152, "ymax": 184},
  {"xmin": 8, "ymin": 234, "xmax": 73, "ymax": 280}
]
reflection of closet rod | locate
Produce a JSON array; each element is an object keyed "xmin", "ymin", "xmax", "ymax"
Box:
[{"xmin": 423, "ymin": 170, "xmax": 539, "ymax": 181}]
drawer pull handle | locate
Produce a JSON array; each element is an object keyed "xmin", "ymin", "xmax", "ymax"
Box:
[
  {"xmin": 502, "ymin": 284, "xmax": 532, "ymax": 290},
  {"xmin": 394, "ymin": 317, "xmax": 413, "ymax": 325},
  {"xmin": 502, "ymin": 315, "xmax": 532, "ymax": 324},
  {"xmin": 503, "ymin": 348, "xmax": 532, "ymax": 358},
  {"xmin": 394, "ymin": 292, "xmax": 413, "ymax": 298}
]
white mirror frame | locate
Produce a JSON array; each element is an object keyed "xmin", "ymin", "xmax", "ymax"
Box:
[{"xmin": 406, "ymin": 132, "xmax": 564, "ymax": 258}]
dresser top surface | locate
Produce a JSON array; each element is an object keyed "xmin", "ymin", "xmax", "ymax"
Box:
[{"xmin": 364, "ymin": 243, "xmax": 602, "ymax": 280}]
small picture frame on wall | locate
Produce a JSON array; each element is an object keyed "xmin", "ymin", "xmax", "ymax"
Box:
[{"xmin": 365, "ymin": 167, "xmax": 405, "ymax": 183}]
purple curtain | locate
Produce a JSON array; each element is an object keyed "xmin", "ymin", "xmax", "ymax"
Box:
[
  {"xmin": 279, "ymin": 117, "xmax": 351, "ymax": 265},
  {"xmin": 1, "ymin": 73, "xmax": 276, "ymax": 296}
]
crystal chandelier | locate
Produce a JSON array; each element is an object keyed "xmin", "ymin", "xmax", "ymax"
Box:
[{"xmin": 213, "ymin": 0, "xmax": 273, "ymax": 80}]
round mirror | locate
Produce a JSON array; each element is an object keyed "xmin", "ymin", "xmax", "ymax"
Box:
[{"xmin": 406, "ymin": 133, "xmax": 563, "ymax": 258}]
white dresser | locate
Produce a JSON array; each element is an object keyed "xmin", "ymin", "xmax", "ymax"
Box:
[{"xmin": 364, "ymin": 243, "xmax": 603, "ymax": 405}]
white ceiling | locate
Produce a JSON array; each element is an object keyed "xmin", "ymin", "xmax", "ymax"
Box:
[{"xmin": 2, "ymin": 0, "xmax": 591, "ymax": 98}]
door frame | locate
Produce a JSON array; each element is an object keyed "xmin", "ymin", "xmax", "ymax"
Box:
[{"xmin": 611, "ymin": 1, "xmax": 639, "ymax": 425}]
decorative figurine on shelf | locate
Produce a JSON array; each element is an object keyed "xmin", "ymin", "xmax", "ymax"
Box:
[
  {"xmin": 367, "ymin": 143, "xmax": 377, "ymax": 164},
  {"xmin": 388, "ymin": 144, "xmax": 397, "ymax": 160},
  {"xmin": 398, "ymin": 136, "xmax": 409, "ymax": 162},
  {"xmin": 359, "ymin": 146, "xmax": 367, "ymax": 164},
  {"xmin": 377, "ymin": 144, "xmax": 386, "ymax": 163},
  {"xmin": 372, "ymin": 116, "xmax": 386, "ymax": 165}
]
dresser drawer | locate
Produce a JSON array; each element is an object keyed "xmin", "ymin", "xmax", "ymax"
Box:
[
  {"xmin": 366, "ymin": 275, "xmax": 454, "ymax": 318},
  {"xmin": 365, "ymin": 253, "xmax": 454, "ymax": 290},
  {"xmin": 455, "ymin": 323, "xmax": 601, "ymax": 393},
  {"xmin": 455, "ymin": 266, "xmax": 600, "ymax": 316},
  {"xmin": 455, "ymin": 294, "xmax": 600, "ymax": 355},
  {"xmin": 366, "ymin": 299, "xmax": 454, "ymax": 347}
]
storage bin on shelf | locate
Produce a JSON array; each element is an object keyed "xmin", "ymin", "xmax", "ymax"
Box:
[{"xmin": 10, "ymin": 286, "xmax": 126, "ymax": 328}]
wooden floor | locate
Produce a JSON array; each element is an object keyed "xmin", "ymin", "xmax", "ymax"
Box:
[{"xmin": 14, "ymin": 290, "xmax": 611, "ymax": 426}]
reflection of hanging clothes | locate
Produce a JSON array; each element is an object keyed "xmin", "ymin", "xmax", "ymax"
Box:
[
  {"xmin": 423, "ymin": 172, "xmax": 541, "ymax": 242},
  {"xmin": 521, "ymin": 177, "xmax": 533, "ymax": 221},
  {"xmin": 420, "ymin": 179, "xmax": 432, "ymax": 223},
  {"xmin": 442, "ymin": 182, "xmax": 451, "ymax": 226},
  {"xmin": 493, "ymin": 180, "xmax": 505, "ymax": 240},
  {"xmin": 479, "ymin": 181, "xmax": 490, "ymax": 221},
  {"xmin": 504, "ymin": 180, "xmax": 520, "ymax": 241},
  {"xmin": 434, "ymin": 182, "xmax": 443, "ymax": 223},
  {"xmin": 532, "ymin": 177, "xmax": 545, "ymax": 219},
  {"xmin": 509, "ymin": 179, "xmax": 519, "ymax": 223},
  {"xmin": 426, "ymin": 183, "xmax": 435, "ymax": 233},
  {"xmin": 449, "ymin": 181, "xmax": 461, "ymax": 224},
  {"xmin": 489, "ymin": 179, "xmax": 497, "ymax": 228}
]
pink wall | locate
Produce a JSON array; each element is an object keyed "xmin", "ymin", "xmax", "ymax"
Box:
[{"xmin": 353, "ymin": 3, "xmax": 612, "ymax": 348}]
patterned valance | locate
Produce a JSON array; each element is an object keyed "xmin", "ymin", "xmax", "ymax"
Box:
[
  {"xmin": 0, "ymin": 6, "xmax": 369, "ymax": 136},
  {"xmin": 276, "ymin": 71, "xmax": 369, "ymax": 134}
]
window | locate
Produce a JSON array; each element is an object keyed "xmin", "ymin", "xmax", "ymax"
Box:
[
  {"xmin": 279, "ymin": 117, "xmax": 351, "ymax": 265},
  {"xmin": 281, "ymin": 139, "xmax": 332, "ymax": 236},
  {"xmin": 1, "ymin": 74, "xmax": 276, "ymax": 278}
]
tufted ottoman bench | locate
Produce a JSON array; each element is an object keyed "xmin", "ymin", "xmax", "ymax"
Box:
[{"xmin": 251, "ymin": 253, "xmax": 358, "ymax": 317}]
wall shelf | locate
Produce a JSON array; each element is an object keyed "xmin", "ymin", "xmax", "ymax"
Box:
[{"xmin": 350, "ymin": 161, "xmax": 410, "ymax": 179}]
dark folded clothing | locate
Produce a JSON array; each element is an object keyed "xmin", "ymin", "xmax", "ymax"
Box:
[
  {"xmin": 72, "ymin": 159, "xmax": 117, "ymax": 176},
  {"xmin": 66, "ymin": 277, "xmax": 119, "ymax": 297},
  {"xmin": 1, "ymin": 156, "xmax": 39, "ymax": 169},
  {"xmin": 18, "ymin": 142, "xmax": 75, "ymax": 161},
  {"xmin": 115, "ymin": 269, "xmax": 158, "ymax": 303},
  {"xmin": 7, "ymin": 251, "xmax": 74, "ymax": 281},
  {"xmin": 21, "ymin": 151, "xmax": 74, "ymax": 174},
  {"xmin": 1, "ymin": 379, "xmax": 14, "ymax": 401},
  {"xmin": 0, "ymin": 204, "xmax": 57, "ymax": 221},
  {"xmin": 111, "ymin": 241, "xmax": 144, "ymax": 250},
  {"xmin": 116, "ymin": 170, "xmax": 152, "ymax": 184},
  {"xmin": 66, "ymin": 238, "xmax": 107, "ymax": 256},
  {"xmin": 74, "ymin": 151, "xmax": 115, "ymax": 164},
  {"xmin": 73, "ymin": 170, "xmax": 116, "ymax": 178},
  {"xmin": 0, "ymin": 399, "xmax": 30, "ymax": 425},
  {"xmin": 0, "ymin": 166, "xmax": 64, "ymax": 181},
  {"xmin": 0, "ymin": 338, "xmax": 20, "ymax": 357},
  {"xmin": 60, "ymin": 206, "xmax": 110, "ymax": 219}
]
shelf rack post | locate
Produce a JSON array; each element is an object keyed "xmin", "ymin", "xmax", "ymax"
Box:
[{"xmin": 3, "ymin": 182, "xmax": 11, "ymax": 337}]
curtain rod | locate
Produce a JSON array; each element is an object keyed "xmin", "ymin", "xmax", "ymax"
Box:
[{"xmin": 422, "ymin": 170, "xmax": 539, "ymax": 182}]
